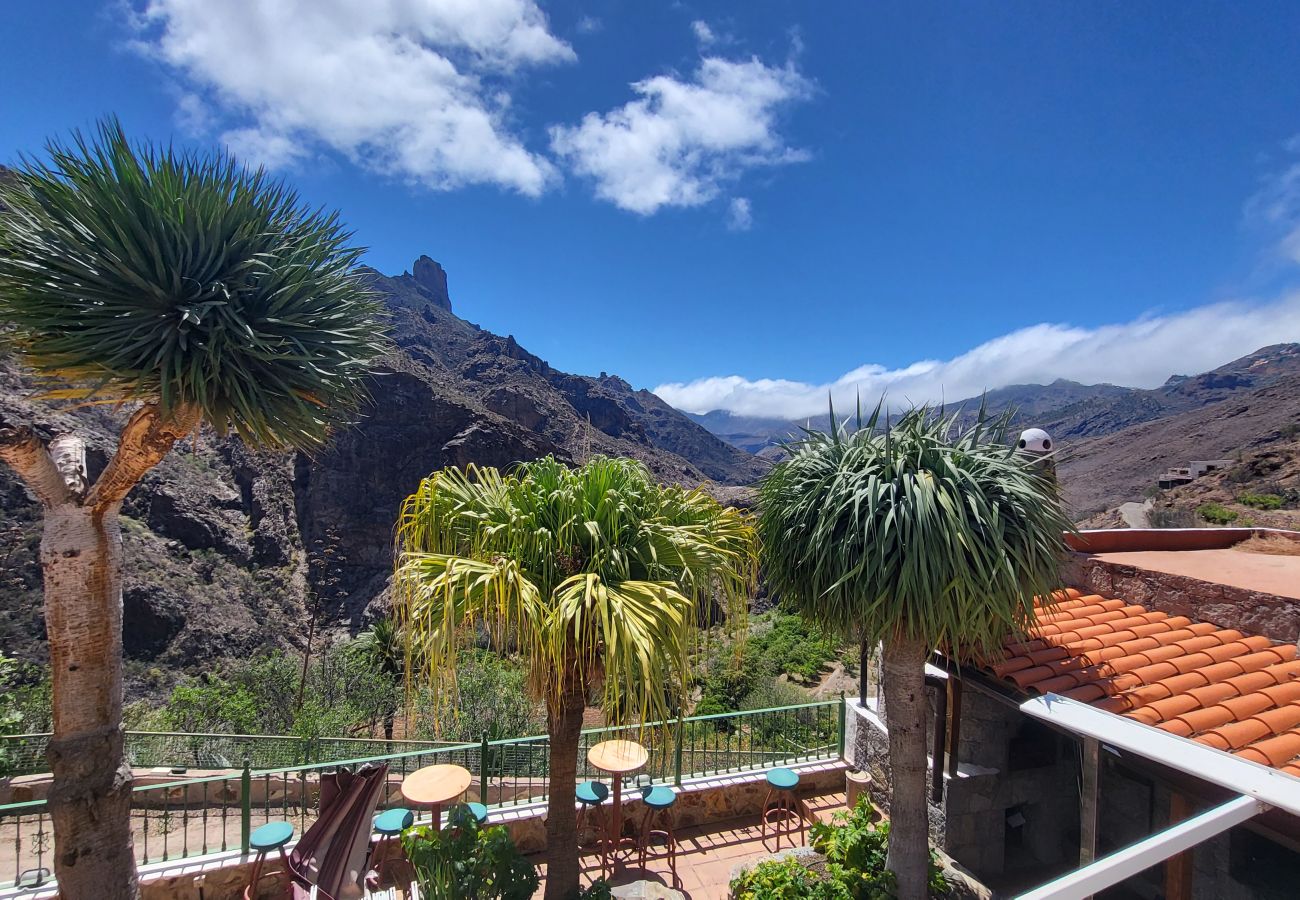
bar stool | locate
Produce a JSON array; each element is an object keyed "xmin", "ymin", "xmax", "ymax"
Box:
[
  {"xmin": 370, "ymin": 807, "xmax": 413, "ymax": 886},
  {"xmin": 761, "ymin": 767, "xmax": 804, "ymax": 850},
  {"xmin": 463, "ymin": 801, "xmax": 489, "ymax": 825},
  {"xmin": 244, "ymin": 820, "xmax": 293, "ymax": 899},
  {"xmin": 637, "ymin": 785, "xmax": 678, "ymax": 878},
  {"xmin": 576, "ymin": 779, "xmax": 610, "ymax": 841}
]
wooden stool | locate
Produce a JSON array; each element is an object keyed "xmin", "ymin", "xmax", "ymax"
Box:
[
  {"xmin": 244, "ymin": 820, "xmax": 293, "ymax": 899},
  {"xmin": 761, "ymin": 768, "xmax": 804, "ymax": 850},
  {"xmin": 637, "ymin": 785, "xmax": 678, "ymax": 879}
]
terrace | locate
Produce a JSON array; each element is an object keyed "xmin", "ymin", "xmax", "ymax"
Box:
[{"xmin": 0, "ymin": 700, "xmax": 849, "ymax": 900}]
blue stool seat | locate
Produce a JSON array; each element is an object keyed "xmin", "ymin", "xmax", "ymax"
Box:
[
  {"xmin": 373, "ymin": 808, "xmax": 414, "ymax": 835},
  {"xmin": 641, "ymin": 786, "xmax": 676, "ymax": 809},
  {"xmin": 576, "ymin": 781, "xmax": 609, "ymax": 805},
  {"xmin": 250, "ymin": 820, "xmax": 294, "ymax": 850},
  {"xmin": 464, "ymin": 802, "xmax": 488, "ymax": 824},
  {"xmin": 766, "ymin": 768, "xmax": 800, "ymax": 791}
]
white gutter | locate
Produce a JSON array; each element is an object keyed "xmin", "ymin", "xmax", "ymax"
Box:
[
  {"xmin": 1020, "ymin": 694, "xmax": 1300, "ymax": 817},
  {"xmin": 1015, "ymin": 795, "xmax": 1267, "ymax": 900}
]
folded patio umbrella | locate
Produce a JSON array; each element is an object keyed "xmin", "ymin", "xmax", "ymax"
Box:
[{"xmin": 283, "ymin": 763, "xmax": 390, "ymax": 900}]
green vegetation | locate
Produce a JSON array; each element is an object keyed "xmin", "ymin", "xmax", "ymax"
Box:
[
  {"xmin": 1238, "ymin": 492, "xmax": 1285, "ymax": 510},
  {"xmin": 394, "ymin": 455, "xmax": 758, "ymax": 900},
  {"xmin": 730, "ymin": 799, "xmax": 948, "ymax": 899},
  {"xmin": 401, "ymin": 807, "xmax": 539, "ymax": 900},
  {"xmin": 694, "ymin": 612, "xmax": 840, "ymax": 716},
  {"xmin": 758, "ymin": 406, "xmax": 1069, "ymax": 899},
  {"xmin": 1198, "ymin": 502, "xmax": 1239, "ymax": 524}
]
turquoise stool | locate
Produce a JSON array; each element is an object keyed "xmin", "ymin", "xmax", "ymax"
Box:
[
  {"xmin": 244, "ymin": 820, "xmax": 293, "ymax": 900},
  {"xmin": 576, "ymin": 780, "xmax": 610, "ymax": 869},
  {"xmin": 637, "ymin": 785, "xmax": 678, "ymax": 880},
  {"xmin": 462, "ymin": 802, "xmax": 489, "ymax": 825},
  {"xmin": 370, "ymin": 808, "xmax": 413, "ymax": 886},
  {"xmin": 761, "ymin": 768, "xmax": 804, "ymax": 850}
]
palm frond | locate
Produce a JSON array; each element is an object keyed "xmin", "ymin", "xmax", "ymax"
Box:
[
  {"xmin": 758, "ymin": 405, "xmax": 1073, "ymax": 656},
  {"xmin": 393, "ymin": 455, "xmax": 759, "ymax": 728},
  {"xmin": 0, "ymin": 118, "xmax": 387, "ymax": 449}
]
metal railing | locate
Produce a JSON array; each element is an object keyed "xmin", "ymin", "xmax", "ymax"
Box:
[{"xmin": 0, "ymin": 698, "xmax": 844, "ymax": 889}]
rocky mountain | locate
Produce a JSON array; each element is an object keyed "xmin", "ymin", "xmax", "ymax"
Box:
[
  {"xmin": 0, "ymin": 257, "xmax": 764, "ymax": 689},
  {"xmin": 1054, "ymin": 369, "xmax": 1300, "ymax": 518},
  {"xmin": 689, "ymin": 345, "xmax": 1300, "ymax": 451}
]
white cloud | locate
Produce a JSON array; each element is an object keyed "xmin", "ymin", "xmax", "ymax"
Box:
[
  {"xmin": 576, "ymin": 15, "xmax": 602, "ymax": 35},
  {"xmin": 1246, "ymin": 136, "xmax": 1300, "ymax": 265},
  {"xmin": 550, "ymin": 54, "xmax": 813, "ymax": 214},
  {"xmin": 654, "ymin": 293, "xmax": 1300, "ymax": 418},
  {"xmin": 691, "ymin": 20, "xmax": 716, "ymax": 45},
  {"xmin": 727, "ymin": 197, "xmax": 752, "ymax": 231},
  {"xmin": 133, "ymin": 0, "xmax": 573, "ymax": 195}
]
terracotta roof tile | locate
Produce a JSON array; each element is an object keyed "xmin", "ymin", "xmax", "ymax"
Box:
[{"xmin": 978, "ymin": 589, "xmax": 1300, "ymax": 782}]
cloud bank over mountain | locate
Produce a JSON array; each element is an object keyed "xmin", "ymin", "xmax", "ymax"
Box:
[{"xmin": 654, "ymin": 292, "xmax": 1300, "ymax": 418}]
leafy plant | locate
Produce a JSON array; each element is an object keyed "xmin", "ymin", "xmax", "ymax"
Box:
[
  {"xmin": 400, "ymin": 807, "xmax": 539, "ymax": 900},
  {"xmin": 812, "ymin": 800, "xmax": 948, "ymax": 898},
  {"xmin": 1198, "ymin": 502, "xmax": 1239, "ymax": 524},
  {"xmin": 1238, "ymin": 492, "xmax": 1284, "ymax": 510},
  {"xmin": 730, "ymin": 856, "xmax": 851, "ymax": 899}
]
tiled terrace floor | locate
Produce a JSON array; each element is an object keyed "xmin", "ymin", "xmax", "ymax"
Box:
[{"xmin": 530, "ymin": 791, "xmax": 848, "ymax": 899}]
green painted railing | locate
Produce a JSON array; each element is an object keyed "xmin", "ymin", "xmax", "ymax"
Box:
[{"xmin": 0, "ymin": 698, "xmax": 844, "ymax": 889}]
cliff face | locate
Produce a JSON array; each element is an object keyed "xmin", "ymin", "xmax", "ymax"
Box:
[{"xmin": 0, "ymin": 258, "xmax": 764, "ymax": 691}]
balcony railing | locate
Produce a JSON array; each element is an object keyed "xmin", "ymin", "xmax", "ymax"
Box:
[{"xmin": 0, "ymin": 698, "xmax": 845, "ymax": 889}]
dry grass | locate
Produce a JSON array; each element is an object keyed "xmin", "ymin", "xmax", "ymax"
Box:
[{"xmin": 1234, "ymin": 534, "xmax": 1300, "ymax": 556}]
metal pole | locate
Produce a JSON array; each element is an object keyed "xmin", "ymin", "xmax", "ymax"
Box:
[
  {"xmin": 674, "ymin": 715, "xmax": 685, "ymax": 786},
  {"xmin": 479, "ymin": 733, "xmax": 490, "ymax": 805},
  {"xmin": 858, "ymin": 638, "xmax": 869, "ymax": 706},
  {"xmin": 240, "ymin": 757, "xmax": 252, "ymax": 855},
  {"xmin": 837, "ymin": 692, "xmax": 847, "ymax": 760}
]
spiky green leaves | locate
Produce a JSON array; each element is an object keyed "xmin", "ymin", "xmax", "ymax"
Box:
[
  {"xmin": 394, "ymin": 455, "xmax": 758, "ymax": 727},
  {"xmin": 0, "ymin": 119, "xmax": 387, "ymax": 449},
  {"xmin": 758, "ymin": 407, "xmax": 1072, "ymax": 655}
]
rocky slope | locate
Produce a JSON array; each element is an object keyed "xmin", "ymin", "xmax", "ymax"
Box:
[
  {"xmin": 1056, "ymin": 372, "xmax": 1300, "ymax": 518},
  {"xmin": 0, "ymin": 257, "xmax": 764, "ymax": 689}
]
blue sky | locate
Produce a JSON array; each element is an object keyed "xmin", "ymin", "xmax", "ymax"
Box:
[{"xmin": 5, "ymin": 1, "xmax": 1300, "ymax": 417}]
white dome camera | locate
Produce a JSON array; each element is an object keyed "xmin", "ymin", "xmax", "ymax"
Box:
[{"xmin": 1017, "ymin": 428, "xmax": 1053, "ymax": 453}]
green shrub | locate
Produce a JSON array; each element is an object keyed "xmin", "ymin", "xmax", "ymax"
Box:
[
  {"xmin": 730, "ymin": 856, "xmax": 852, "ymax": 899},
  {"xmin": 1198, "ymin": 503, "xmax": 1239, "ymax": 525},
  {"xmin": 811, "ymin": 798, "xmax": 948, "ymax": 899},
  {"xmin": 400, "ymin": 807, "xmax": 539, "ymax": 900},
  {"xmin": 1238, "ymin": 492, "xmax": 1284, "ymax": 510}
]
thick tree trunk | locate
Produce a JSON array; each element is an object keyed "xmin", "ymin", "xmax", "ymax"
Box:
[
  {"xmin": 882, "ymin": 635, "xmax": 931, "ymax": 900},
  {"xmin": 0, "ymin": 406, "xmax": 196, "ymax": 900},
  {"xmin": 43, "ymin": 502, "xmax": 139, "ymax": 900},
  {"xmin": 543, "ymin": 683, "xmax": 586, "ymax": 900}
]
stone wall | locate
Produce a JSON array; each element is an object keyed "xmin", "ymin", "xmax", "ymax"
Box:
[
  {"xmin": 1066, "ymin": 554, "xmax": 1300, "ymax": 642},
  {"xmin": 851, "ymin": 686, "xmax": 1080, "ymax": 884}
]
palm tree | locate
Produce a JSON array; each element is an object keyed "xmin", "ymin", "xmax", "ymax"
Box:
[
  {"xmin": 0, "ymin": 121, "xmax": 386, "ymax": 899},
  {"xmin": 758, "ymin": 406, "xmax": 1070, "ymax": 899},
  {"xmin": 352, "ymin": 617, "xmax": 405, "ymax": 741},
  {"xmin": 394, "ymin": 456, "xmax": 757, "ymax": 900}
]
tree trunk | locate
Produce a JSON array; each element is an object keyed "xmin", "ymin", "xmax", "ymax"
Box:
[
  {"xmin": 882, "ymin": 634, "xmax": 931, "ymax": 900},
  {"xmin": 543, "ymin": 682, "xmax": 586, "ymax": 900},
  {"xmin": 0, "ymin": 406, "xmax": 197, "ymax": 900},
  {"xmin": 43, "ymin": 502, "xmax": 139, "ymax": 900}
]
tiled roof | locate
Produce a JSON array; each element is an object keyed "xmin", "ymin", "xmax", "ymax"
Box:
[{"xmin": 986, "ymin": 588, "xmax": 1300, "ymax": 779}]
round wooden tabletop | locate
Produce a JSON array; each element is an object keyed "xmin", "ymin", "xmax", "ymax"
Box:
[
  {"xmin": 401, "ymin": 764, "xmax": 473, "ymax": 807},
  {"xmin": 587, "ymin": 739, "xmax": 649, "ymax": 775}
]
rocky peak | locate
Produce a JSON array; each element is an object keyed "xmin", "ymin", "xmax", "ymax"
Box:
[{"xmin": 411, "ymin": 255, "xmax": 452, "ymax": 311}]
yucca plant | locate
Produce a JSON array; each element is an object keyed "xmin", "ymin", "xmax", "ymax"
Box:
[
  {"xmin": 758, "ymin": 405, "xmax": 1070, "ymax": 899},
  {"xmin": 0, "ymin": 120, "xmax": 386, "ymax": 899},
  {"xmin": 394, "ymin": 455, "xmax": 757, "ymax": 900}
]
